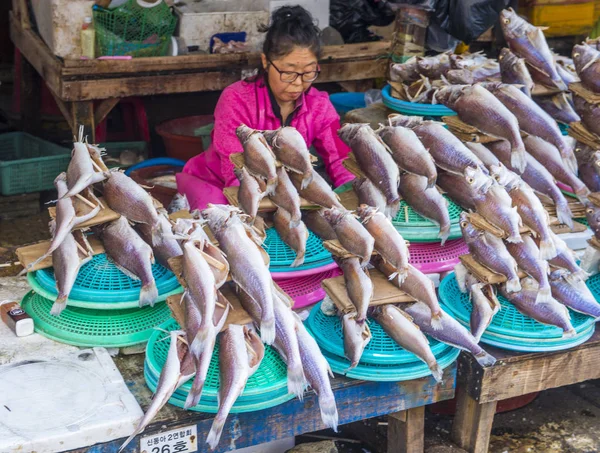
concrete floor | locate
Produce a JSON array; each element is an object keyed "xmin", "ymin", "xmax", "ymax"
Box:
[{"xmin": 3, "ymin": 210, "xmax": 600, "ymax": 453}]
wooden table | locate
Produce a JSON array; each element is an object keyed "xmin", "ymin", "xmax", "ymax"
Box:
[
  {"xmin": 451, "ymin": 330, "xmax": 600, "ymax": 453},
  {"xmin": 9, "ymin": 0, "xmax": 389, "ymax": 142},
  {"xmin": 63, "ymin": 353, "xmax": 457, "ymax": 453}
]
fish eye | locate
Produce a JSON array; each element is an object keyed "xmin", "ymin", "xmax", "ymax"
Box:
[
  {"xmin": 460, "ymin": 221, "xmax": 468, "ymax": 228},
  {"xmin": 588, "ymin": 208, "xmax": 594, "ymax": 214},
  {"xmin": 574, "ymin": 52, "xmax": 580, "ymax": 58},
  {"xmin": 575, "ymin": 148, "xmax": 581, "ymax": 152},
  {"xmin": 503, "ymin": 18, "xmax": 510, "ymax": 24},
  {"xmin": 467, "ymin": 177, "xmax": 475, "ymax": 184}
]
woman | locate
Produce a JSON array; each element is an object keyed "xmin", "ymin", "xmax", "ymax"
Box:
[{"xmin": 177, "ymin": 6, "xmax": 355, "ymax": 210}]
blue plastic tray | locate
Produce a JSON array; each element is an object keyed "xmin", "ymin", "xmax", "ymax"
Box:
[
  {"xmin": 329, "ymin": 92, "xmax": 367, "ymax": 115},
  {"xmin": 263, "ymin": 227, "xmax": 334, "ymax": 273},
  {"xmin": 382, "ymin": 85, "xmax": 456, "ymax": 117}
]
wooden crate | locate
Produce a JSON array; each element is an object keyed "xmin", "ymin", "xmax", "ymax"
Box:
[{"xmin": 520, "ymin": 1, "xmax": 595, "ymax": 37}]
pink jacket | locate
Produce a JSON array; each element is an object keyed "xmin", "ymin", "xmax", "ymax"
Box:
[{"xmin": 180, "ymin": 78, "xmax": 354, "ymax": 208}]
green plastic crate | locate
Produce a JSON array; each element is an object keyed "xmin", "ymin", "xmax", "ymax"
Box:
[{"xmin": 0, "ymin": 132, "xmax": 71, "ymax": 195}]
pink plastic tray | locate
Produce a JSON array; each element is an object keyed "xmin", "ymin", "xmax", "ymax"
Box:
[
  {"xmin": 278, "ymin": 267, "xmax": 342, "ymax": 310},
  {"xmin": 557, "ymin": 181, "xmax": 574, "ymax": 194},
  {"xmin": 408, "ymin": 238, "xmax": 468, "ymax": 274}
]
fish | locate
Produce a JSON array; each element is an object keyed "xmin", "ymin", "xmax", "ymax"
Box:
[
  {"xmin": 262, "ymin": 127, "xmax": 313, "ymax": 189},
  {"xmin": 371, "ymin": 304, "xmax": 443, "ymax": 382},
  {"xmin": 499, "ymin": 278, "xmax": 576, "ymax": 337},
  {"xmin": 356, "ymin": 204, "xmax": 409, "ymax": 282},
  {"xmin": 547, "ymin": 231, "xmax": 589, "ymax": 282},
  {"xmin": 549, "ymin": 269, "xmax": 600, "ymax": 319},
  {"xmin": 572, "ymin": 43, "xmax": 600, "ymax": 94},
  {"xmin": 136, "ymin": 213, "xmax": 183, "ymax": 270},
  {"xmin": 289, "ymin": 169, "xmax": 345, "ymax": 210},
  {"xmin": 532, "ymin": 93, "xmax": 581, "ymax": 125},
  {"xmin": 410, "ymin": 120, "xmax": 485, "ymax": 175},
  {"xmin": 302, "ymin": 209, "xmax": 337, "ymax": 241},
  {"xmin": 579, "ymin": 163, "xmax": 600, "ymax": 192},
  {"xmin": 338, "ymin": 123, "xmax": 400, "ymax": 212},
  {"xmin": 557, "ymin": 63, "xmax": 580, "ymax": 85},
  {"xmin": 352, "ymin": 178, "xmax": 387, "ymax": 215},
  {"xmin": 102, "ymin": 170, "xmax": 165, "ymax": 245},
  {"xmin": 206, "ymin": 325, "xmax": 264, "ymax": 450},
  {"xmin": 435, "ymin": 171, "xmax": 476, "ymax": 210},
  {"xmin": 377, "ymin": 125, "xmax": 437, "ymax": 188},
  {"xmin": 273, "ymin": 208, "xmax": 308, "ymax": 267},
  {"xmin": 404, "ymin": 302, "xmax": 496, "ymax": 367},
  {"xmin": 486, "ymin": 140, "xmax": 574, "ymax": 228},
  {"xmin": 390, "ymin": 56, "xmax": 420, "ymax": 83},
  {"xmin": 62, "ymin": 141, "xmax": 106, "ymax": 199},
  {"xmin": 465, "ymin": 274, "xmax": 500, "ymax": 342},
  {"xmin": 99, "ymin": 216, "xmax": 158, "ymax": 307},
  {"xmin": 434, "ymin": 84, "xmax": 527, "ymax": 172},
  {"xmin": 580, "ymin": 244, "xmax": 600, "ymax": 276},
  {"xmin": 238, "ymin": 288, "xmax": 306, "ymax": 398},
  {"xmin": 506, "ymin": 234, "xmax": 552, "ymax": 303},
  {"xmin": 118, "ymin": 330, "xmax": 186, "ymax": 452},
  {"xmin": 483, "ymin": 83, "xmax": 578, "ymax": 173},
  {"xmin": 342, "ymin": 312, "xmax": 371, "ymax": 369},
  {"xmin": 333, "ymin": 255, "xmax": 373, "ymax": 323},
  {"xmin": 573, "ymin": 94, "xmax": 600, "ymax": 137},
  {"xmin": 387, "ymin": 113, "xmax": 425, "ymax": 129},
  {"xmin": 460, "ymin": 212, "xmax": 521, "ymax": 292},
  {"xmin": 499, "ymin": 47, "xmax": 535, "ymax": 96},
  {"xmin": 168, "ymin": 193, "xmax": 190, "ymax": 214},
  {"xmin": 322, "ymin": 206, "xmax": 374, "ymax": 267},
  {"xmin": 417, "ymin": 53, "xmax": 451, "ymax": 79},
  {"xmin": 270, "ymin": 167, "xmax": 302, "ymax": 228},
  {"xmin": 295, "ymin": 318, "xmax": 339, "ymax": 431},
  {"xmin": 585, "ymin": 201, "xmax": 600, "ymax": 241},
  {"xmin": 234, "ymin": 167, "xmax": 266, "ymax": 221},
  {"xmin": 236, "ymin": 124, "xmax": 278, "ymax": 194},
  {"xmin": 500, "ymin": 8, "xmax": 566, "ymax": 91},
  {"xmin": 464, "ymin": 166, "xmax": 523, "ymax": 243},
  {"xmin": 446, "ymin": 69, "xmax": 475, "ymax": 85},
  {"xmin": 523, "ymin": 136, "xmax": 589, "ymax": 199},
  {"xmin": 27, "ymin": 173, "xmax": 100, "ymax": 271},
  {"xmin": 451, "ymin": 51, "xmax": 494, "ymax": 70},
  {"xmin": 465, "ymin": 142, "xmax": 501, "ymax": 168},
  {"xmin": 398, "ymin": 173, "xmax": 451, "ymax": 244},
  {"xmin": 202, "ymin": 205, "xmax": 276, "ymax": 344},
  {"xmin": 50, "ymin": 226, "xmax": 91, "ymax": 316}
]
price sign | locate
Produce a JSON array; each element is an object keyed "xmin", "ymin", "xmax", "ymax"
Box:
[{"xmin": 140, "ymin": 425, "xmax": 198, "ymax": 453}]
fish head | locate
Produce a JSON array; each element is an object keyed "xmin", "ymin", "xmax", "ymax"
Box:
[
  {"xmin": 585, "ymin": 202, "xmax": 600, "ymax": 231},
  {"xmin": 498, "ymin": 47, "xmax": 515, "ymax": 64},
  {"xmin": 459, "ymin": 212, "xmax": 483, "ymax": 242},
  {"xmin": 355, "ymin": 204, "xmax": 378, "ymax": 223},
  {"xmin": 432, "ymin": 85, "xmax": 464, "ymax": 108},
  {"xmin": 236, "ymin": 124, "xmax": 256, "ymax": 144},
  {"xmin": 549, "ymin": 268, "xmax": 569, "ymax": 282},
  {"xmin": 464, "ymin": 165, "xmax": 494, "ymax": 193},
  {"xmin": 446, "ymin": 69, "xmax": 474, "ymax": 85},
  {"xmin": 201, "ymin": 204, "xmax": 241, "ymax": 231},
  {"xmin": 388, "ymin": 113, "xmax": 423, "ymax": 128},
  {"xmin": 342, "ymin": 313, "xmax": 371, "ymax": 362},
  {"xmin": 572, "ymin": 44, "xmax": 598, "ymax": 72},
  {"xmin": 337, "ymin": 123, "xmax": 366, "ymax": 145},
  {"xmin": 233, "ymin": 167, "xmax": 246, "ymax": 182},
  {"xmin": 417, "ymin": 56, "xmax": 435, "ymax": 74},
  {"xmin": 322, "ymin": 206, "xmax": 347, "ymax": 226},
  {"xmin": 489, "ymin": 163, "xmax": 518, "ymax": 189},
  {"xmin": 499, "ymin": 8, "xmax": 523, "ymax": 38}
]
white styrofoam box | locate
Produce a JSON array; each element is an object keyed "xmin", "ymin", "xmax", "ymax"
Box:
[
  {"xmin": 557, "ymin": 228, "xmax": 593, "ymax": 252},
  {"xmin": 31, "ymin": 0, "xmax": 96, "ymax": 59},
  {"xmin": 0, "ymin": 347, "xmax": 143, "ymax": 453},
  {"xmin": 269, "ymin": 0, "xmax": 330, "ymax": 29},
  {"xmin": 175, "ymin": 0, "xmax": 270, "ymax": 52}
]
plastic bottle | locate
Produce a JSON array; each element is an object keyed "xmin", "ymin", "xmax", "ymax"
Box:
[{"xmin": 81, "ymin": 16, "xmax": 96, "ymax": 59}]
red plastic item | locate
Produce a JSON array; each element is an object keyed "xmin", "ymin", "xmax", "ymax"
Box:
[
  {"xmin": 130, "ymin": 165, "xmax": 179, "ymax": 208},
  {"xmin": 156, "ymin": 115, "xmax": 214, "ymax": 161},
  {"xmin": 429, "ymin": 388, "xmax": 539, "ymax": 415}
]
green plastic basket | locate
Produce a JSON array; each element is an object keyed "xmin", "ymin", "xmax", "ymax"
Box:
[
  {"xmin": 145, "ymin": 319, "xmax": 293, "ymax": 411},
  {"xmin": 94, "ymin": 0, "xmax": 177, "ymax": 57},
  {"xmin": 0, "ymin": 132, "xmax": 71, "ymax": 195},
  {"xmin": 392, "ymin": 195, "xmax": 464, "ymax": 242},
  {"xmin": 29, "ymin": 253, "xmax": 182, "ymax": 310},
  {"xmin": 306, "ymin": 302, "xmax": 448, "ymax": 365},
  {"xmin": 263, "ymin": 227, "xmax": 334, "ymax": 272},
  {"xmin": 577, "ymin": 217, "xmax": 589, "ymax": 227},
  {"xmin": 21, "ymin": 290, "xmax": 172, "ymax": 347}
]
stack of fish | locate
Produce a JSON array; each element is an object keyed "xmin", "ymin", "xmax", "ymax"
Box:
[{"xmin": 121, "ymin": 205, "xmax": 340, "ymax": 451}]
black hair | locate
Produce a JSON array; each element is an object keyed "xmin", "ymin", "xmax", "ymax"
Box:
[{"xmin": 260, "ymin": 6, "xmax": 322, "ymax": 60}]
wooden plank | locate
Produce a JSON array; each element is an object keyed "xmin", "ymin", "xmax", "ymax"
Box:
[
  {"xmin": 16, "ymin": 236, "xmax": 104, "ymax": 271},
  {"xmin": 459, "ymin": 254, "xmax": 527, "ymax": 284},
  {"xmin": 550, "ymin": 219, "xmax": 588, "ymax": 234},
  {"xmin": 70, "ymin": 101, "xmax": 95, "ymax": 143},
  {"xmin": 19, "ymin": 53, "xmax": 41, "ymax": 136},
  {"xmin": 570, "ymin": 81, "xmax": 600, "ymax": 104},
  {"xmin": 49, "ymin": 90, "xmax": 74, "ymax": 131},
  {"xmin": 388, "ymin": 407, "xmax": 425, "ymax": 453},
  {"xmin": 568, "ymin": 121, "xmax": 600, "ymax": 149},
  {"xmin": 48, "ymin": 196, "xmax": 119, "ymax": 230},
  {"xmin": 222, "ymin": 186, "xmax": 319, "ymax": 211},
  {"xmin": 94, "ymin": 98, "xmax": 120, "ymax": 126},
  {"xmin": 451, "ymin": 384, "xmax": 498, "ymax": 453}
]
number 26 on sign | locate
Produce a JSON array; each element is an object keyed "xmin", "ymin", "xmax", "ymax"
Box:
[{"xmin": 141, "ymin": 425, "xmax": 198, "ymax": 453}]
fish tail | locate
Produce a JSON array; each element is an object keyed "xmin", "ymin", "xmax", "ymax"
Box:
[
  {"xmin": 535, "ymin": 285, "xmax": 553, "ymax": 304},
  {"xmin": 50, "ymin": 296, "xmax": 68, "ymax": 316},
  {"xmin": 430, "ymin": 312, "xmax": 443, "ymax": 331},
  {"xmin": 184, "ymin": 377, "xmax": 205, "ymax": 409},
  {"xmin": 260, "ymin": 317, "xmax": 276, "ymax": 345},
  {"xmin": 567, "ymin": 269, "xmax": 590, "ymax": 284},
  {"xmin": 206, "ymin": 416, "xmax": 226, "ymax": 450},
  {"xmin": 539, "ymin": 237, "xmax": 558, "ymax": 260},
  {"xmin": 301, "ymin": 172, "xmax": 313, "ymax": 190},
  {"xmin": 151, "ymin": 220, "xmax": 167, "ymax": 247},
  {"xmin": 291, "ymin": 250, "xmax": 306, "ymax": 268},
  {"xmin": 430, "ymin": 362, "xmax": 444, "ymax": 383},
  {"xmin": 190, "ymin": 330, "xmax": 209, "ymax": 358},
  {"xmin": 139, "ymin": 281, "xmax": 158, "ymax": 307},
  {"xmin": 505, "ymin": 277, "xmax": 522, "ymax": 293},
  {"xmin": 266, "ymin": 177, "xmax": 278, "ymax": 196},
  {"xmin": 427, "ymin": 175, "xmax": 436, "ymax": 189},
  {"xmin": 454, "ymin": 263, "xmax": 469, "ymax": 293},
  {"xmin": 318, "ymin": 393, "xmax": 339, "ymax": 433},
  {"xmin": 510, "ymin": 147, "xmax": 527, "ymax": 174},
  {"xmin": 563, "ymin": 328, "xmax": 577, "ymax": 339},
  {"xmin": 474, "ymin": 350, "xmax": 497, "ymax": 367},
  {"xmin": 287, "ymin": 363, "xmax": 307, "ymax": 400},
  {"xmin": 118, "ymin": 428, "xmax": 142, "ymax": 453},
  {"xmin": 506, "ymin": 233, "xmax": 523, "ymax": 244},
  {"xmin": 438, "ymin": 223, "xmax": 451, "ymax": 246},
  {"xmin": 289, "ymin": 217, "xmax": 301, "ymax": 229},
  {"xmin": 556, "ymin": 199, "xmax": 574, "ymax": 229}
]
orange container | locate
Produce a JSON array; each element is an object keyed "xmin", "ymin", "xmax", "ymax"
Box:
[{"xmin": 155, "ymin": 115, "xmax": 214, "ymax": 161}]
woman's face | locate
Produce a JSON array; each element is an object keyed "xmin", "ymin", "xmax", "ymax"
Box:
[{"xmin": 262, "ymin": 47, "xmax": 319, "ymax": 104}]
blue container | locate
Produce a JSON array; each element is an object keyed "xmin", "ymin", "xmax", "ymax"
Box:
[
  {"xmin": 329, "ymin": 92, "xmax": 367, "ymax": 116},
  {"xmin": 381, "ymin": 85, "xmax": 456, "ymax": 117}
]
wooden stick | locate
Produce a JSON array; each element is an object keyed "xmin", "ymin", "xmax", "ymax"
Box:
[
  {"xmin": 199, "ymin": 249, "xmax": 227, "ymax": 271},
  {"xmin": 91, "ymin": 160, "xmax": 104, "ymax": 173},
  {"xmin": 74, "ymin": 193, "xmax": 97, "ymax": 209},
  {"xmin": 0, "ymin": 262, "xmax": 20, "ymax": 268},
  {"xmin": 75, "ymin": 241, "xmax": 89, "ymax": 256}
]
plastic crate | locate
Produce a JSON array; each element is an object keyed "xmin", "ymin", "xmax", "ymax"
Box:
[
  {"xmin": 382, "ymin": 85, "xmax": 456, "ymax": 117},
  {"xmin": 0, "ymin": 132, "xmax": 71, "ymax": 195},
  {"xmin": 99, "ymin": 141, "xmax": 147, "ymax": 167}
]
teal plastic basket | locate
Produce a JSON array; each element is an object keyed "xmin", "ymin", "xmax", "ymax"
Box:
[
  {"xmin": 29, "ymin": 253, "xmax": 182, "ymax": 309},
  {"xmin": 392, "ymin": 196, "xmax": 464, "ymax": 242},
  {"xmin": 577, "ymin": 217, "xmax": 589, "ymax": 227},
  {"xmin": 21, "ymin": 290, "xmax": 172, "ymax": 347},
  {"xmin": 382, "ymin": 85, "xmax": 457, "ymax": 118},
  {"xmin": 263, "ymin": 227, "xmax": 334, "ymax": 272},
  {"xmin": 559, "ymin": 123, "xmax": 570, "ymax": 136},
  {"xmin": 145, "ymin": 319, "xmax": 294, "ymax": 412},
  {"xmin": 306, "ymin": 302, "xmax": 448, "ymax": 365},
  {"xmin": 0, "ymin": 132, "xmax": 71, "ymax": 195}
]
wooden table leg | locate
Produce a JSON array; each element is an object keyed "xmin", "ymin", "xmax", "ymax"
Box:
[
  {"xmin": 70, "ymin": 100, "xmax": 96, "ymax": 142},
  {"xmin": 387, "ymin": 406, "xmax": 425, "ymax": 453},
  {"xmin": 451, "ymin": 385, "xmax": 498, "ymax": 453},
  {"xmin": 20, "ymin": 55, "xmax": 41, "ymax": 136}
]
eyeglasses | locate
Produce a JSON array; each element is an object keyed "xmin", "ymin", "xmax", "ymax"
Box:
[{"xmin": 268, "ymin": 58, "xmax": 320, "ymax": 83}]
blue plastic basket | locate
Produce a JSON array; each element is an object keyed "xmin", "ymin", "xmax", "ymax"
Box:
[
  {"xmin": 306, "ymin": 302, "xmax": 448, "ymax": 365},
  {"xmin": 329, "ymin": 92, "xmax": 367, "ymax": 116},
  {"xmin": 382, "ymin": 85, "xmax": 456, "ymax": 118},
  {"xmin": 263, "ymin": 227, "xmax": 334, "ymax": 273},
  {"xmin": 29, "ymin": 253, "xmax": 182, "ymax": 309}
]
